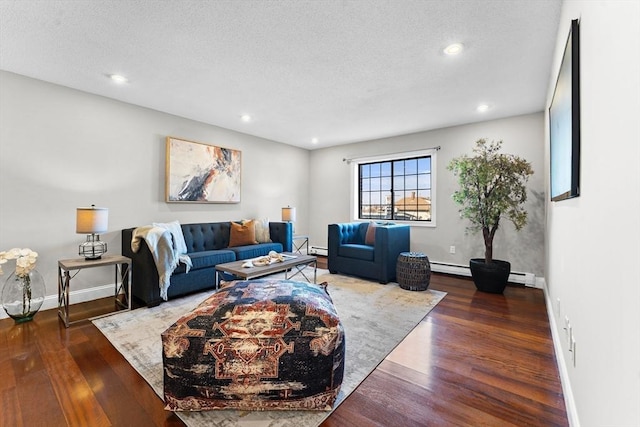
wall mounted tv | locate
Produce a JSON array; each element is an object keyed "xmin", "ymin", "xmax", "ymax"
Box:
[{"xmin": 549, "ymin": 19, "xmax": 580, "ymax": 202}]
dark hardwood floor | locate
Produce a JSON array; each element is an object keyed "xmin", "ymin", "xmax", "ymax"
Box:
[{"xmin": 1, "ymin": 257, "xmax": 567, "ymax": 426}]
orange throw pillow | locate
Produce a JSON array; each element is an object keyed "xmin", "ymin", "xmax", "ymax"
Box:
[
  {"xmin": 365, "ymin": 221, "xmax": 377, "ymax": 246},
  {"xmin": 229, "ymin": 220, "xmax": 258, "ymax": 247}
]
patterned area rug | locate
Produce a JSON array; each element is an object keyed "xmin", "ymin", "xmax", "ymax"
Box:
[{"xmin": 93, "ymin": 271, "xmax": 445, "ymax": 427}]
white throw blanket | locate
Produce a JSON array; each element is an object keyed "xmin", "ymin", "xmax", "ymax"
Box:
[{"xmin": 131, "ymin": 225, "xmax": 192, "ymax": 300}]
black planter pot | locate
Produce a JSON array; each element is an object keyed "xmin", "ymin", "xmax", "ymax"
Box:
[{"xmin": 469, "ymin": 259, "xmax": 511, "ymax": 294}]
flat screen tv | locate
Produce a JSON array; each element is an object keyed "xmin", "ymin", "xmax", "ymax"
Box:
[{"xmin": 549, "ymin": 19, "xmax": 580, "ymax": 202}]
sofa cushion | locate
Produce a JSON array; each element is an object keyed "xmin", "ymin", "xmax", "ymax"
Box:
[
  {"xmin": 231, "ymin": 242, "xmax": 284, "ymax": 260},
  {"xmin": 174, "ymin": 250, "xmax": 236, "ymax": 274},
  {"xmin": 229, "ymin": 220, "xmax": 258, "ymax": 247},
  {"xmin": 253, "ymin": 218, "xmax": 272, "ymax": 243},
  {"xmin": 181, "ymin": 222, "xmax": 231, "ymax": 251},
  {"xmin": 338, "ymin": 244, "xmax": 375, "ymax": 261}
]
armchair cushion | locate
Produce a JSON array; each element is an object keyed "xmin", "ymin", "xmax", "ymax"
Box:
[
  {"xmin": 338, "ymin": 244, "xmax": 374, "ymax": 261},
  {"xmin": 365, "ymin": 221, "xmax": 377, "ymax": 245}
]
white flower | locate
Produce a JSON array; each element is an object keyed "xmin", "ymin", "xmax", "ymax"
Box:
[{"xmin": 0, "ymin": 248, "xmax": 38, "ymax": 277}]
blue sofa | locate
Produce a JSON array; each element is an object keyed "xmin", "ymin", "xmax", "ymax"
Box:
[
  {"xmin": 122, "ymin": 221, "xmax": 292, "ymax": 306},
  {"xmin": 328, "ymin": 222, "xmax": 410, "ymax": 284}
]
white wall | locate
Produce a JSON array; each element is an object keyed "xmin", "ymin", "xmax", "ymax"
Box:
[
  {"xmin": 309, "ymin": 112, "xmax": 546, "ymax": 276},
  {"xmin": 544, "ymin": 1, "xmax": 640, "ymax": 426},
  {"xmin": 0, "ymin": 71, "xmax": 310, "ymax": 303}
]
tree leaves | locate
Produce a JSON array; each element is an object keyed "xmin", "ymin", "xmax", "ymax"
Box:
[{"xmin": 448, "ymin": 139, "xmax": 533, "ymax": 262}]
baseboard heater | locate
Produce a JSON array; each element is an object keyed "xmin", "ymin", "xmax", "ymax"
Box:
[
  {"xmin": 308, "ymin": 246, "xmax": 328, "ymax": 256},
  {"xmin": 430, "ymin": 261, "xmax": 538, "ymax": 288}
]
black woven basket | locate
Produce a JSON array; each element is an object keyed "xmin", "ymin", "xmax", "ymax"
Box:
[{"xmin": 396, "ymin": 252, "xmax": 431, "ymax": 291}]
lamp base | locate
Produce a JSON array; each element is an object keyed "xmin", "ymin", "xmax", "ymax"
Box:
[{"xmin": 79, "ymin": 234, "xmax": 107, "ymax": 260}]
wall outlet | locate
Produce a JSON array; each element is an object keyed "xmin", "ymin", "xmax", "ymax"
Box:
[
  {"xmin": 570, "ymin": 336, "xmax": 576, "ymax": 366},
  {"xmin": 449, "ymin": 245, "xmax": 456, "ymax": 254}
]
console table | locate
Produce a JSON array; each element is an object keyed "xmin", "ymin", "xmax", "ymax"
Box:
[{"xmin": 57, "ymin": 255, "xmax": 131, "ymax": 327}]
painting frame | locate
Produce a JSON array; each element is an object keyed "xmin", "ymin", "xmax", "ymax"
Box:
[
  {"xmin": 549, "ymin": 19, "xmax": 580, "ymax": 202},
  {"xmin": 165, "ymin": 136, "xmax": 241, "ymax": 203}
]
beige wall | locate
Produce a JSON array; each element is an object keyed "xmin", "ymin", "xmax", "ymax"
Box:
[
  {"xmin": 544, "ymin": 1, "xmax": 640, "ymax": 425},
  {"xmin": 309, "ymin": 112, "xmax": 546, "ymax": 276},
  {"xmin": 0, "ymin": 71, "xmax": 310, "ymax": 306}
]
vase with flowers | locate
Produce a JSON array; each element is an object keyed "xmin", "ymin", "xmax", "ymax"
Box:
[{"xmin": 0, "ymin": 248, "xmax": 45, "ymax": 323}]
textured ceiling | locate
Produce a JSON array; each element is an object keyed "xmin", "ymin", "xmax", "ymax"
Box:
[{"xmin": 0, "ymin": 0, "xmax": 561, "ymax": 149}]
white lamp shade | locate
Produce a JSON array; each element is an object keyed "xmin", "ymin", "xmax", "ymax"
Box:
[
  {"xmin": 281, "ymin": 206, "xmax": 296, "ymax": 222},
  {"xmin": 76, "ymin": 206, "xmax": 109, "ymax": 234}
]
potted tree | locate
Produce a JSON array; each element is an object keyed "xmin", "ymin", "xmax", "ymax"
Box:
[{"xmin": 448, "ymin": 139, "xmax": 533, "ymax": 293}]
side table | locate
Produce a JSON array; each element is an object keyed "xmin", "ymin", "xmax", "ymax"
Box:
[
  {"xmin": 396, "ymin": 252, "xmax": 431, "ymax": 291},
  {"xmin": 57, "ymin": 255, "xmax": 132, "ymax": 327},
  {"xmin": 292, "ymin": 235, "xmax": 309, "ymax": 254}
]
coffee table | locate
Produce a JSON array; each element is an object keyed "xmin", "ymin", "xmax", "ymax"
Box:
[{"xmin": 214, "ymin": 252, "xmax": 317, "ymax": 288}]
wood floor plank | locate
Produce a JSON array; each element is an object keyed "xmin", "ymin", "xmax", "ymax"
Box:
[
  {"xmin": 68, "ymin": 334, "xmax": 158, "ymax": 426},
  {"xmin": 3, "ymin": 321, "xmax": 68, "ymax": 427},
  {"xmin": 36, "ymin": 328, "xmax": 111, "ymax": 427},
  {"xmin": 0, "ymin": 266, "xmax": 567, "ymax": 426},
  {"xmin": 1, "ymin": 387, "xmax": 24, "ymax": 427},
  {"xmin": 81, "ymin": 321, "xmax": 184, "ymax": 426}
]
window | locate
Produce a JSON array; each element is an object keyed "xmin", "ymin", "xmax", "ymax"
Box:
[{"xmin": 352, "ymin": 149, "xmax": 436, "ymax": 225}]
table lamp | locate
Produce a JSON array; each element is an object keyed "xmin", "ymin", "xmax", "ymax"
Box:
[
  {"xmin": 281, "ymin": 206, "xmax": 296, "ymax": 233},
  {"xmin": 76, "ymin": 205, "xmax": 108, "ymax": 260}
]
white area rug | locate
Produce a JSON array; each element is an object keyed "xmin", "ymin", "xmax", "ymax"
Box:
[{"xmin": 93, "ymin": 270, "xmax": 445, "ymax": 427}]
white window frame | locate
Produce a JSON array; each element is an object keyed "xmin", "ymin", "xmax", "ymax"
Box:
[{"xmin": 349, "ymin": 148, "xmax": 437, "ymax": 227}]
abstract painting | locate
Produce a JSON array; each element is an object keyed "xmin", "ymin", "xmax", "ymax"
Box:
[{"xmin": 165, "ymin": 137, "xmax": 241, "ymax": 203}]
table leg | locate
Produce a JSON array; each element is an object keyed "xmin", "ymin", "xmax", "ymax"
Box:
[
  {"xmin": 125, "ymin": 263, "xmax": 131, "ymax": 311},
  {"xmin": 114, "ymin": 263, "xmax": 131, "ymax": 310},
  {"xmin": 285, "ymin": 260, "xmax": 317, "ymax": 284},
  {"xmin": 57, "ymin": 268, "xmax": 71, "ymax": 328}
]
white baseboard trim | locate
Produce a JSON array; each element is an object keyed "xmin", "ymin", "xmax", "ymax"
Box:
[
  {"xmin": 0, "ymin": 284, "xmax": 114, "ymax": 320},
  {"xmin": 543, "ymin": 279, "xmax": 580, "ymax": 427},
  {"xmin": 430, "ymin": 260, "xmax": 542, "ymax": 288},
  {"xmin": 309, "ymin": 246, "xmax": 328, "ymax": 256}
]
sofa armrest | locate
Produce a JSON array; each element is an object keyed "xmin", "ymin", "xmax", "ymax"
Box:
[
  {"xmin": 121, "ymin": 227, "xmax": 163, "ymax": 306},
  {"xmin": 269, "ymin": 222, "xmax": 293, "ymax": 252},
  {"xmin": 373, "ymin": 224, "xmax": 411, "ymax": 277}
]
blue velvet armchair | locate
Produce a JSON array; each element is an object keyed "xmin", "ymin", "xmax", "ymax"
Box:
[{"xmin": 328, "ymin": 222, "xmax": 410, "ymax": 284}]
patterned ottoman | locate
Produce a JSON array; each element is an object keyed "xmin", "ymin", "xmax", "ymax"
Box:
[{"xmin": 162, "ymin": 279, "xmax": 345, "ymax": 411}]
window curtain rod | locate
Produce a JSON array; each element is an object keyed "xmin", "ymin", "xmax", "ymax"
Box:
[{"xmin": 342, "ymin": 146, "xmax": 441, "ymax": 164}]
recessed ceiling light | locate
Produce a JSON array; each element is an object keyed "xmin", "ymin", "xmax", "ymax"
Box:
[
  {"xmin": 476, "ymin": 103, "xmax": 490, "ymax": 112},
  {"xmin": 109, "ymin": 74, "xmax": 128, "ymax": 84},
  {"xmin": 443, "ymin": 43, "xmax": 464, "ymax": 56},
  {"xmin": 241, "ymin": 114, "xmax": 251, "ymax": 122},
  {"xmin": 311, "ymin": 138, "xmax": 319, "ymax": 144}
]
